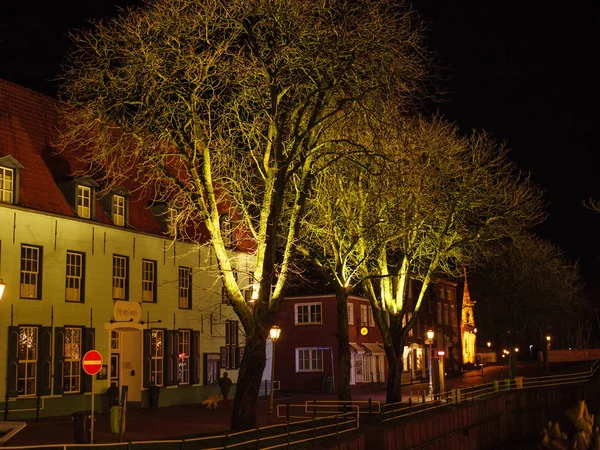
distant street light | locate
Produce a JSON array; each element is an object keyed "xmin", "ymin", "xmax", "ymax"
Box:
[
  {"xmin": 268, "ymin": 325, "xmax": 281, "ymax": 425},
  {"xmin": 529, "ymin": 344, "xmax": 533, "ymax": 360},
  {"xmin": 487, "ymin": 341, "xmax": 491, "ymax": 348},
  {"xmin": 426, "ymin": 330, "xmax": 434, "ymax": 400}
]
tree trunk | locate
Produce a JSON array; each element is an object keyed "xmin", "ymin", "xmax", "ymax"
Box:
[
  {"xmin": 230, "ymin": 329, "xmax": 267, "ymax": 431},
  {"xmin": 383, "ymin": 316, "xmax": 404, "ymax": 404},
  {"xmin": 336, "ymin": 291, "xmax": 352, "ymax": 402}
]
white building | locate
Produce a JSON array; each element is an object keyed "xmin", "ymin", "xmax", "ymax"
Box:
[{"xmin": 0, "ymin": 79, "xmax": 252, "ymax": 419}]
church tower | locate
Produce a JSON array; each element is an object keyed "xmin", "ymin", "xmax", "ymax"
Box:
[{"xmin": 461, "ymin": 268, "xmax": 477, "ymax": 365}]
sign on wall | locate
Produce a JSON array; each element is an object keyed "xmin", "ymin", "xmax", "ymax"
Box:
[{"xmin": 113, "ymin": 300, "xmax": 142, "ymax": 323}]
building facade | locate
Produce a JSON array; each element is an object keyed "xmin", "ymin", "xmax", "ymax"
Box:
[{"xmin": 0, "ymin": 80, "xmax": 253, "ymax": 419}]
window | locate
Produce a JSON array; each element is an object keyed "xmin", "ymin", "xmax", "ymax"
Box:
[
  {"xmin": 113, "ymin": 194, "xmax": 125, "ymax": 226},
  {"xmin": 444, "ymin": 303, "xmax": 449, "ymax": 326},
  {"xmin": 142, "ymin": 260, "xmax": 157, "ymax": 303},
  {"xmin": 112, "ymin": 255, "xmax": 128, "ymax": 299},
  {"xmin": 64, "ymin": 327, "xmax": 82, "ymax": 393},
  {"xmin": 360, "ymin": 304, "xmax": 375, "ymax": 327},
  {"xmin": 437, "ymin": 302, "xmax": 442, "ymax": 324},
  {"xmin": 151, "ymin": 330, "xmax": 164, "ymax": 386},
  {"xmin": 0, "ymin": 166, "xmax": 14, "ymax": 203},
  {"xmin": 178, "ymin": 266, "xmax": 192, "ymax": 309},
  {"xmin": 296, "ymin": 348, "xmax": 324, "ymax": 372},
  {"xmin": 178, "ymin": 330, "xmax": 190, "ymax": 385},
  {"xmin": 20, "ymin": 245, "xmax": 42, "ymax": 299},
  {"xmin": 347, "ymin": 303, "xmax": 354, "ymax": 325},
  {"xmin": 77, "ymin": 185, "xmax": 91, "ymax": 218},
  {"xmin": 17, "ymin": 326, "xmax": 38, "ymax": 396},
  {"xmin": 65, "ymin": 251, "xmax": 85, "ymax": 302},
  {"xmin": 295, "ymin": 303, "xmax": 322, "ymax": 325},
  {"xmin": 223, "ymin": 321, "xmax": 239, "ymax": 369}
]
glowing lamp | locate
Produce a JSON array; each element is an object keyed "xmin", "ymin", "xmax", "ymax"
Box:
[
  {"xmin": 0, "ymin": 279, "xmax": 5, "ymax": 300},
  {"xmin": 487, "ymin": 341, "xmax": 491, "ymax": 348},
  {"xmin": 270, "ymin": 325, "xmax": 281, "ymax": 342},
  {"xmin": 437, "ymin": 350, "xmax": 445, "ymax": 356},
  {"xmin": 426, "ymin": 330, "xmax": 434, "ymax": 340},
  {"xmin": 546, "ymin": 335, "xmax": 551, "ymax": 342}
]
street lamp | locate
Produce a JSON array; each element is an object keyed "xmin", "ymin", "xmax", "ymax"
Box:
[
  {"xmin": 426, "ymin": 330, "xmax": 434, "ymax": 399},
  {"xmin": 487, "ymin": 341, "xmax": 491, "ymax": 348},
  {"xmin": 268, "ymin": 325, "xmax": 281, "ymax": 425},
  {"xmin": 529, "ymin": 344, "xmax": 533, "ymax": 360}
]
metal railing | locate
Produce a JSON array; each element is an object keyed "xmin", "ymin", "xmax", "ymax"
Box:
[{"xmin": 1, "ymin": 407, "xmax": 359, "ymax": 450}]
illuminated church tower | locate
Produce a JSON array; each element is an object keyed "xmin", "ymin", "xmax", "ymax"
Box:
[{"xmin": 461, "ymin": 269, "xmax": 477, "ymax": 365}]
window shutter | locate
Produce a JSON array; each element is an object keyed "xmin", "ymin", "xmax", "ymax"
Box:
[
  {"xmin": 143, "ymin": 330, "xmax": 152, "ymax": 388},
  {"xmin": 165, "ymin": 330, "xmax": 178, "ymax": 386},
  {"xmin": 6, "ymin": 327, "xmax": 19, "ymax": 397},
  {"xmin": 53, "ymin": 327, "xmax": 65, "ymax": 395},
  {"xmin": 236, "ymin": 347, "xmax": 245, "ymax": 368},
  {"xmin": 220, "ymin": 347, "xmax": 227, "ymax": 368},
  {"xmin": 191, "ymin": 330, "xmax": 200, "ymax": 385},
  {"xmin": 38, "ymin": 327, "xmax": 52, "ymax": 396},
  {"xmin": 82, "ymin": 327, "xmax": 95, "ymax": 393}
]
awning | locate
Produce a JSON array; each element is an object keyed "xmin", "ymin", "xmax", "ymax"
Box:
[
  {"xmin": 362, "ymin": 343, "xmax": 385, "ymax": 355},
  {"xmin": 349, "ymin": 343, "xmax": 364, "ymax": 353}
]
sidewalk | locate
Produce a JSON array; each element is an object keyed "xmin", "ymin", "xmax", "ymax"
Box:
[{"xmin": 0, "ymin": 361, "xmax": 569, "ymax": 447}]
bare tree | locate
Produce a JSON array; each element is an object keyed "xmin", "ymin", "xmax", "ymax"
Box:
[
  {"xmin": 57, "ymin": 0, "xmax": 432, "ymax": 429},
  {"xmin": 352, "ymin": 117, "xmax": 545, "ymax": 403},
  {"xmin": 471, "ymin": 233, "xmax": 586, "ymax": 375}
]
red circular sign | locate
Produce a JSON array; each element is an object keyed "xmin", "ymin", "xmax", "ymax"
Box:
[{"xmin": 82, "ymin": 350, "xmax": 103, "ymax": 376}]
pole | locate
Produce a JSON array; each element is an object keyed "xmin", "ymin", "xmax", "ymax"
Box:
[
  {"xmin": 268, "ymin": 340, "xmax": 276, "ymax": 425},
  {"xmin": 428, "ymin": 342, "xmax": 433, "ymax": 401},
  {"xmin": 91, "ymin": 376, "xmax": 95, "ymax": 444}
]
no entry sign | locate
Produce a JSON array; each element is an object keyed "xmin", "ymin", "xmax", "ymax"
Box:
[{"xmin": 82, "ymin": 350, "xmax": 103, "ymax": 376}]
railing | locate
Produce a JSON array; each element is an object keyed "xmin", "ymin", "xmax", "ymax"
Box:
[
  {"xmin": 1, "ymin": 407, "xmax": 359, "ymax": 450},
  {"xmin": 380, "ymin": 359, "xmax": 600, "ymax": 423}
]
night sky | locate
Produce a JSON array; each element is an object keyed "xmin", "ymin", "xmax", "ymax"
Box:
[{"xmin": 2, "ymin": 1, "xmax": 600, "ymax": 295}]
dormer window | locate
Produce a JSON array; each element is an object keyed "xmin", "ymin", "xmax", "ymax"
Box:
[
  {"xmin": 113, "ymin": 194, "xmax": 125, "ymax": 226},
  {"xmin": 77, "ymin": 185, "xmax": 92, "ymax": 218},
  {"xmin": 0, "ymin": 155, "xmax": 24, "ymax": 205}
]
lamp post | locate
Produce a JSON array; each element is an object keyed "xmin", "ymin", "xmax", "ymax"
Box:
[
  {"xmin": 268, "ymin": 325, "xmax": 281, "ymax": 425},
  {"xmin": 426, "ymin": 330, "xmax": 434, "ymax": 399},
  {"xmin": 544, "ymin": 335, "xmax": 551, "ymax": 375}
]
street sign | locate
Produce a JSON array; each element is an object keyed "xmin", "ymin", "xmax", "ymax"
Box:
[{"xmin": 82, "ymin": 350, "xmax": 103, "ymax": 376}]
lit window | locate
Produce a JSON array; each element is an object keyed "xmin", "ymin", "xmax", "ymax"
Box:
[
  {"xmin": 178, "ymin": 266, "xmax": 192, "ymax": 309},
  {"xmin": 20, "ymin": 245, "xmax": 42, "ymax": 299},
  {"xmin": 65, "ymin": 251, "xmax": 84, "ymax": 302},
  {"xmin": 77, "ymin": 185, "xmax": 91, "ymax": 218},
  {"xmin": 112, "ymin": 255, "xmax": 128, "ymax": 299},
  {"xmin": 178, "ymin": 330, "xmax": 190, "ymax": 385},
  {"xmin": 113, "ymin": 194, "xmax": 125, "ymax": 226},
  {"xmin": 0, "ymin": 166, "xmax": 14, "ymax": 203},
  {"xmin": 17, "ymin": 327, "xmax": 38, "ymax": 396},
  {"xmin": 296, "ymin": 348, "xmax": 324, "ymax": 372},
  {"xmin": 295, "ymin": 303, "xmax": 322, "ymax": 325},
  {"xmin": 142, "ymin": 260, "xmax": 157, "ymax": 303},
  {"xmin": 151, "ymin": 329, "xmax": 164, "ymax": 386},
  {"xmin": 64, "ymin": 327, "xmax": 82, "ymax": 393}
]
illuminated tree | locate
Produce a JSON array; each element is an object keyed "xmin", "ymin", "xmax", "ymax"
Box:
[
  {"xmin": 57, "ymin": 0, "xmax": 431, "ymax": 429},
  {"xmin": 355, "ymin": 117, "xmax": 544, "ymax": 403}
]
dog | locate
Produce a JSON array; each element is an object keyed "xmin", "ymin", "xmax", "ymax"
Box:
[{"xmin": 201, "ymin": 394, "xmax": 221, "ymax": 410}]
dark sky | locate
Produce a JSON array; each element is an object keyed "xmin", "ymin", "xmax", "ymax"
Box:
[{"xmin": 2, "ymin": 1, "xmax": 600, "ymax": 293}]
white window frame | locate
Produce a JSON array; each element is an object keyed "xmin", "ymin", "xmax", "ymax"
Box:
[
  {"xmin": 178, "ymin": 266, "xmax": 191, "ymax": 309},
  {"xmin": 65, "ymin": 251, "xmax": 84, "ymax": 302},
  {"xmin": 113, "ymin": 194, "xmax": 125, "ymax": 226},
  {"xmin": 295, "ymin": 302, "xmax": 322, "ymax": 325},
  {"xmin": 20, "ymin": 245, "xmax": 41, "ymax": 299},
  {"xmin": 295, "ymin": 347, "xmax": 324, "ymax": 373},
  {"xmin": 0, "ymin": 166, "xmax": 14, "ymax": 203},
  {"xmin": 112, "ymin": 255, "xmax": 128, "ymax": 299},
  {"xmin": 347, "ymin": 302, "xmax": 354, "ymax": 325},
  {"xmin": 178, "ymin": 330, "xmax": 190, "ymax": 385},
  {"xmin": 142, "ymin": 260, "xmax": 156, "ymax": 303},
  {"xmin": 77, "ymin": 185, "xmax": 91, "ymax": 219},
  {"xmin": 17, "ymin": 326, "xmax": 38, "ymax": 396},
  {"xmin": 360, "ymin": 304, "xmax": 375, "ymax": 327},
  {"xmin": 151, "ymin": 329, "xmax": 164, "ymax": 386},
  {"xmin": 64, "ymin": 327, "xmax": 82, "ymax": 394}
]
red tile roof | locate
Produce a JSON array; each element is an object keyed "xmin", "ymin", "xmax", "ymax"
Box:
[{"xmin": 0, "ymin": 79, "xmax": 164, "ymax": 235}]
